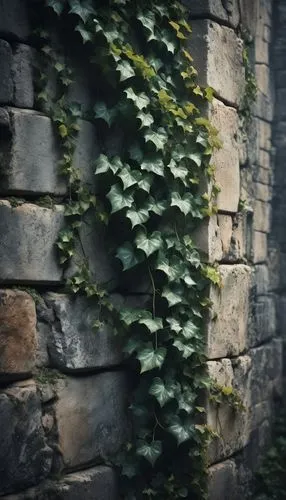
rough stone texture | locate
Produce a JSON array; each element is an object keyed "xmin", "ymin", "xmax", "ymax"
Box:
[
  {"xmin": 183, "ymin": 0, "xmax": 240, "ymax": 27},
  {"xmin": 255, "ymin": 63, "xmax": 274, "ymax": 122},
  {"xmin": 208, "ymin": 460, "xmax": 238, "ymax": 500},
  {"xmin": 12, "ymin": 45, "xmax": 35, "ymax": 108},
  {"xmin": 250, "ymin": 295, "xmax": 276, "ymax": 346},
  {"xmin": 254, "ymin": 264, "xmax": 269, "ymax": 294},
  {"xmin": 207, "ymin": 356, "xmax": 251, "ymax": 463},
  {"xmin": 250, "ymin": 339, "xmax": 283, "ymax": 405},
  {"xmin": 0, "ymin": 289, "xmax": 37, "ymax": 380},
  {"xmin": 252, "ymin": 230, "xmax": 268, "ymax": 263},
  {"xmin": 0, "ymin": 380, "xmax": 52, "ymax": 495},
  {"xmin": 0, "ymin": 40, "xmax": 13, "ymax": 104},
  {"xmin": 42, "ymin": 293, "xmax": 122, "ymax": 372},
  {"xmin": 253, "ymin": 200, "xmax": 271, "ymax": 233},
  {"xmin": 190, "ymin": 20, "xmax": 245, "ymax": 106},
  {"xmin": 207, "ymin": 265, "xmax": 252, "ymax": 359},
  {"xmin": 0, "ymin": 0, "xmax": 30, "ymax": 41},
  {"xmin": 54, "ymin": 372, "xmax": 128, "ymax": 470},
  {"xmin": 0, "ymin": 201, "xmax": 64, "ymax": 283},
  {"xmin": 192, "ymin": 216, "xmax": 223, "ymax": 263},
  {"xmin": 1, "ymin": 466, "xmax": 117, "ymax": 500},
  {"xmin": 211, "ymin": 99, "xmax": 240, "ymax": 212}
]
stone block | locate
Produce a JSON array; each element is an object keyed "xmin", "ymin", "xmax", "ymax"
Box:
[
  {"xmin": 0, "ymin": 201, "xmax": 64, "ymax": 283},
  {"xmin": 54, "ymin": 372, "xmax": 128, "ymax": 470},
  {"xmin": 218, "ymin": 213, "xmax": 246, "ymax": 261},
  {"xmin": 0, "ymin": 380, "xmax": 52, "ymax": 495},
  {"xmin": 42, "ymin": 293, "xmax": 122, "ymax": 372},
  {"xmin": 182, "ymin": 0, "xmax": 240, "ymax": 28},
  {"xmin": 255, "ymin": 182, "xmax": 271, "ymax": 202},
  {"xmin": 12, "ymin": 44, "xmax": 34, "ymax": 108},
  {"xmin": 0, "ymin": 40, "xmax": 13, "ymax": 104},
  {"xmin": 239, "ymin": 0, "xmax": 259, "ymax": 38},
  {"xmin": 254, "ymin": 264, "xmax": 269, "ymax": 295},
  {"xmin": 1, "ymin": 466, "xmax": 118, "ymax": 500},
  {"xmin": 207, "ymin": 265, "xmax": 252, "ymax": 359},
  {"xmin": 208, "ymin": 460, "xmax": 238, "ymax": 500},
  {"xmin": 277, "ymin": 295, "xmax": 286, "ymax": 336},
  {"xmin": 192, "ymin": 216, "xmax": 223, "ymax": 263},
  {"xmin": 250, "ymin": 339, "xmax": 283, "ymax": 405},
  {"xmin": 250, "ymin": 295, "xmax": 276, "ymax": 346},
  {"xmin": 0, "ymin": 0, "xmax": 30, "ymax": 40},
  {"xmin": 207, "ymin": 356, "xmax": 251, "ymax": 463},
  {"xmin": 190, "ymin": 20, "xmax": 245, "ymax": 107},
  {"xmin": 211, "ymin": 99, "xmax": 240, "ymax": 212},
  {"xmin": 256, "ymin": 119, "xmax": 272, "ymax": 152},
  {"xmin": 255, "ymin": 64, "xmax": 274, "ymax": 122},
  {"xmin": 0, "ymin": 289, "xmax": 37, "ymax": 381},
  {"xmin": 253, "ymin": 200, "xmax": 271, "ymax": 233},
  {"xmin": 252, "ymin": 231, "xmax": 267, "ymax": 263}
]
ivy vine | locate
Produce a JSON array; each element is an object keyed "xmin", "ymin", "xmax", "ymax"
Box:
[{"xmin": 35, "ymin": 0, "xmax": 223, "ymax": 498}]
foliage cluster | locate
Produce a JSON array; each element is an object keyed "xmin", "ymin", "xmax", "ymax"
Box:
[{"xmin": 36, "ymin": 0, "xmax": 223, "ymax": 498}]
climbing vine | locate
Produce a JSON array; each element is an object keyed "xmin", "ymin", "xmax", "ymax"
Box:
[{"xmin": 35, "ymin": 0, "xmax": 222, "ymax": 497}]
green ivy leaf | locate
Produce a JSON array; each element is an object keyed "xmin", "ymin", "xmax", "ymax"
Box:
[
  {"xmin": 149, "ymin": 377, "xmax": 175, "ymax": 407},
  {"xmin": 147, "ymin": 198, "xmax": 168, "ymax": 216},
  {"xmin": 120, "ymin": 308, "xmax": 146, "ymax": 325},
  {"xmin": 75, "ymin": 23, "xmax": 93, "ymax": 43},
  {"xmin": 166, "ymin": 317, "xmax": 182, "ymax": 333},
  {"xmin": 68, "ymin": 0, "xmax": 95, "ymax": 23},
  {"xmin": 137, "ymin": 11, "xmax": 156, "ymax": 42},
  {"xmin": 94, "ymin": 102, "xmax": 115, "ymax": 126},
  {"xmin": 141, "ymin": 157, "xmax": 165, "ymax": 176},
  {"xmin": 117, "ymin": 60, "xmax": 136, "ymax": 81},
  {"xmin": 126, "ymin": 207, "xmax": 149, "ymax": 228},
  {"xmin": 118, "ymin": 167, "xmax": 140, "ymax": 190},
  {"xmin": 116, "ymin": 242, "xmax": 141, "ymax": 271},
  {"xmin": 137, "ymin": 343, "xmax": 166, "ymax": 373},
  {"xmin": 139, "ymin": 317, "xmax": 163, "ymax": 333},
  {"xmin": 168, "ymin": 160, "xmax": 188, "ymax": 181},
  {"xmin": 125, "ymin": 88, "xmax": 150, "ymax": 110},
  {"xmin": 171, "ymin": 192, "xmax": 193, "ymax": 216},
  {"xmin": 137, "ymin": 111, "xmax": 154, "ymax": 129},
  {"xmin": 47, "ymin": 0, "xmax": 65, "ymax": 15},
  {"xmin": 138, "ymin": 173, "xmax": 153, "ymax": 193},
  {"xmin": 137, "ymin": 440, "xmax": 162, "ymax": 466},
  {"xmin": 181, "ymin": 320, "xmax": 200, "ymax": 340},
  {"xmin": 107, "ymin": 184, "xmax": 133, "ymax": 213},
  {"xmin": 95, "ymin": 154, "xmax": 122, "ymax": 175},
  {"xmin": 167, "ymin": 416, "xmax": 194, "ymax": 445},
  {"xmin": 173, "ymin": 339, "xmax": 195, "ymax": 359},
  {"xmin": 135, "ymin": 231, "xmax": 162, "ymax": 257},
  {"xmin": 144, "ymin": 128, "xmax": 168, "ymax": 151},
  {"xmin": 162, "ymin": 288, "xmax": 182, "ymax": 307}
]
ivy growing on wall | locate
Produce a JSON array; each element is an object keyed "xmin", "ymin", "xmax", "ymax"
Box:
[{"xmin": 36, "ymin": 0, "xmax": 222, "ymax": 497}]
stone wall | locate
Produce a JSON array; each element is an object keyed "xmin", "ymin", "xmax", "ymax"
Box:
[{"xmin": 0, "ymin": 1, "xmax": 282, "ymax": 499}]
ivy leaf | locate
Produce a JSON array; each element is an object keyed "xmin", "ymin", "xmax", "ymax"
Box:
[
  {"xmin": 137, "ymin": 111, "xmax": 154, "ymax": 129},
  {"xmin": 139, "ymin": 317, "xmax": 163, "ymax": 333},
  {"xmin": 147, "ymin": 198, "xmax": 168, "ymax": 216},
  {"xmin": 166, "ymin": 317, "xmax": 182, "ymax": 333},
  {"xmin": 162, "ymin": 288, "xmax": 182, "ymax": 307},
  {"xmin": 156, "ymin": 257, "xmax": 178, "ymax": 281},
  {"xmin": 94, "ymin": 102, "xmax": 115, "ymax": 126},
  {"xmin": 124, "ymin": 337, "xmax": 142, "ymax": 355},
  {"xmin": 135, "ymin": 231, "xmax": 162, "ymax": 257},
  {"xmin": 129, "ymin": 143, "xmax": 144, "ymax": 163},
  {"xmin": 137, "ymin": 343, "xmax": 166, "ymax": 373},
  {"xmin": 47, "ymin": 0, "xmax": 65, "ymax": 15},
  {"xmin": 138, "ymin": 174, "xmax": 153, "ymax": 193},
  {"xmin": 118, "ymin": 167, "xmax": 140, "ymax": 190},
  {"xmin": 117, "ymin": 61, "xmax": 135, "ymax": 81},
  {"xmin": 116, "ymin": 242, "xmax": 141, "ymax": 271},
  {"xmin": 167, "ymin": 416, "xmax": 194, "ymax": 445},
  {"xmin": 149, "ymin": 377, "xmax": 175, "ymax": 407},
  {"xmin": 144, "ymin": 128, "xmax": 168, "ymax": 151},
  {"xmin": 68, "ymin": 0, "xmax": 95, "ymax": 23},
  {"xmin": 141, "ymin": 157, "xmax": 165, "ymax": 176},
  {"xmin": 173, "ymin": 339, "xmax": 195, "ymax": 359},
  {"xmin": 107, "ymin": 184, "xmax": 133, "ymax": 213},
  {"xmin": 137, "ymin": 440, "xmax": 162, "ymax": 466},
  {"xmin": 171, "ymin": 192, "xmax": 193, "ymax": 216},
  {"xmin": 120, "ymin": 308, "xmax": 146, "ymax": 325},
  {"xmin": 168, "ymin": 160, "xmax": 188, "ymax": 181},
  {"xmin": 137, "ymin": 12, "xmax": 156, "ymax": 42},
  {"xmin": 126, "ymin": 208, "xmax": 149, "ymax": 228},
  {"xmin": 75, "ymin": 23, "xmax": 93, "ymax": 43},
  {"xmin": 188, "ymin": 151, "xmax": 202, "ymax": 167},
  {"xmin": 160, "ymin": 29, "xmax": 176, "ymax": 53},
  {"xmin": 95, "ymin": 154, "xmax": 122, "ymax": 175},
  {"xmin": 125, "ymin": 88, "xmax": 150, "ymax": 110}
]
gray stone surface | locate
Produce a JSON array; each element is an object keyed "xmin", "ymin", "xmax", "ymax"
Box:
[
  {"xmin": 254, "ymin": 264, "xmax": 269, "ymax": 295},
  {"xmin": 42, "ymin": 293, "xmax": 122, "ymax": 372},
  {"xmin": 0, "ymin": 0, "xmax": 30, "ymax": 40},
  {"xmin": 207, "ymin": 356, "xmax": 251, "ymax": 463},
  {"xmin": 12, "ymin": 44, "xmax": 35, "ymax": 108},
  {"xmin": 208, "ymin": 460, "xmax": 238, "ymax": 500},
  {"xmin": 182, "ymin": 0, "xmax": 240, "ymax": 28},
  {"xmin": 250, "ymin": 295, "xmax": 276, "ymax": 346},
  {"xmin": 207, "ymin": 265, "xmax": 252, "ymax": 359},
  {"xmin": 1, "ymin": 466, "xmax": 117, "ymax": 500},
  {"xmin": 0, "ymin": 380, "xmax": 52, "ymax": 495},
  {"xmin": 211, "ymin": 99, "xmax": 240, "ymax": 212},
  {"xmin": 0, "ymin": 289, "xmax": 37, "ymax": 381},
  {"xmin": 252, "ymin": 231, "xmax": 267, "ymax": 264},
  {"xmin": 54, "ymin": 372, "xmax": 128, "ymax": 470},
  {"xmin": 0, "ymin": 201, "xmax": 64, "ymax": 283},
  {"xmin": 250, "ymin": 339, "xmax": 283, "ymax": 405},
  {"xmin": 190, "ymin": 20, "xmax": 245, "ymax": 107},
  {"xmin": 0, "ymin": 40, "xmax": 13, "ymax": 104}
]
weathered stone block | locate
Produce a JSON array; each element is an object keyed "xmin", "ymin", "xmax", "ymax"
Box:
[
  {"xmin": 252, "ymin": 231, "xmax": 267, "ymax": 263},
  {"xmin": 192, "ymin": 216, "xmax": 222, "ymax": 263},
  {"xmin": 207, "ymin": 356, "xmax": 251, "ymax": 463},
  {"xmin": 12, "ymin": 44, "xmax": 34, "ymax": 108},
  {"xmin": 54, "ymin": 372, "xmax": 128, "ymax": 470},
  {"xmin": 250, "ymin": 339, "xmax": 283, "ymax": 405},
  {"xmin": 207, "ymin": 265, "xmax": 251, "ymax": 359},
  {"xmin": 42, "ymin": 293, "xmax": 122, "ymax": 372},
  {"xmin": 256, "ymin": 119, "xmax": 272, "ymax": 152},
  {"xmin": 253, "ymin": 200, "xmax": 271, "ymax": 233},
  {"xmin": 0, "ymin": 0, "xmax": 30, "ymax": 40},
  {"xmin": 0, "ymin": 40, "xmax": 13, "ymax": 104},
  {"xmin": 0, "ymin": 201, "xmax": 64, "ymax": 283},
  {"xmin": 218, "ymin": 213, "xmax": 246, "ymax": 261},
  {"xmin": 250, "ymin": 295, "xmax": 276, "ymax": 346},
  {"xmin": 254, "ymin": 264, "xmax": 269, "ymax": 295},
  {"xmin": 211, "ymin": 99, "xmax": 240, "ymax": 212},
  {"xmin": 182, "ymin": 0, "xmax": 240, "ymax": 28},
  {"xmin": 239, "ymin": 0, "xmax": 259, "ymax": 38},
  {"xmin": 0, "ymin": 289, "xmax": 37, "ymax": 381},
  {"xmin": 1, "ymin": 466, "xmax": 117, "ymax": 500},
  {"xmin": 190, "ymin": 20, "xmax": 245, "ymax": 106},
  {"xmin": 208, "ymin": 460, "xmax": 238, "ymax": 500},
  {"xmin": 0, "ymin": 380, "xmax": 52, "ymax": 495},
  {"xmin": 255, "ymin": 182, "xmax": 271, "ymax": 202}
]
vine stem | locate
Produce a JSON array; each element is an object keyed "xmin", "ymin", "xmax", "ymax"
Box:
[{"xmin": 148, "ymin": 265, "xmax": 158, "ymax": 349}]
